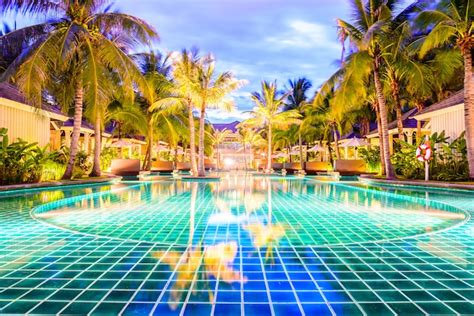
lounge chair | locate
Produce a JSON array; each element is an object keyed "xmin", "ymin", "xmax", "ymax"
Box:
[
  {"xmin": 305, "ymin": 161, "xmax": 332, "ymax": 175},
  {"xmin": 151, "ymin": 161, "xmax": 174, "ymax": 172},
  {"xmin": 176, "ymin": 162, "xmax": 191, "ymax": 171},
  {"xmin": 334, "ymin": 159, "xmax": 366, "ymax": 175},
  {"xmin": 110, "ymin": 159, "xmax": 141, "ymax": 177}
]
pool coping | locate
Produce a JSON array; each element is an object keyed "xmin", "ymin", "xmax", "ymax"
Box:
[
  {"xmin": 358, "ymin": 175, "xmax": 474, "ymax": 191},
  {"xmin": 0, "ymin": 174, "xmax": 122, "ymax": 192}
]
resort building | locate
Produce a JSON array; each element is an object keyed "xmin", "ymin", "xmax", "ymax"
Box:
[
  {"xmin": 0, "ymin": 83, "xmax": 114, "ymax": 154},
  {"xmin": 366, "ymin": 108, "xmax": 430, "ymax": 153},
  {"xmin": 0, "ymin": 83, "xmax": 69, "ymax": 147},
  {"xmin": 413, "ymin": 89, "xmax": 465, "ymax": 141},
  {"xmin": 213, "ymin": 121, "xmax": 248, "ymax": 169}
]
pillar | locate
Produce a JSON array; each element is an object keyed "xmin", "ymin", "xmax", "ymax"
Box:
[
  {"xmin": 407, "ymin": 133, "xmax": 413, "ymax": 145},
  {"xmin": 84, "ymin": 133, "xmax": 90, "ymax": 154},
  {"xmin": 389, "ymin": 134, "xmax": 394, "ymax": 155},
  {"xmin": 64, "ymin": 130, "xmax": 71, "ymax": 147}
]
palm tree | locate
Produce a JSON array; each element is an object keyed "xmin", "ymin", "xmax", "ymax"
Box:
[
  {"xmin": 237, "ymin": 126, "xmax": 266, "ymax": 169},
  {"xmin": 416, "ymin": 0, "xmax": 474, "ymax": 178},
  {"xmin": 335, "ymin": 0, "xmax": 421, "ymax": 178},
  {"xmin": 133, "ymin": 51, "xmax": 175, "ymax": 171},
  {"xmin": 285, "ymin": 78, "xmax": 312, "ymax": 168},
  {"xmin": 188, "ymin": 55, "xmax": 243, "ymax": 177},
  {"xmin": 1, "ymin": 0, "xmax": 157, "ymax": 179},
  {"xmin": 243, "ymin": 81, "xmax": 301, "ymax": 171},
  {"xmin": 212, "ymin": 128, "xmax": 232, "ymax": 170},
  {"xmin": 164, "ymin": 49, "xmax": 201, "ymax": 175}
]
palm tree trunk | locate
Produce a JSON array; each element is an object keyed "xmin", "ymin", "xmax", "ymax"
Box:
[
  {"xmin": 392, "ymin": 88, "xmax": 404, "ymax": 141},
  {"xmin": 62, "ymin": 81, "xmax": 83, "ymax": 180},
  {"xmin": 144, "ymin": 118, "xmax": 153, "ymax": 171},
  {"xmin": 90, "ymin": 114, "xmax": 102, "ymax": 177},
  {"xmin": 266, "ymin": 124, "xmax": 272, "ymax": 171},
  {"xmin": 243, "ymin": 140, "xmax": 247, "ymax": 170},
  {"xmin": 333, "ymin": 128, "xmax": 341, "ymax": 160},
  {"xmin": 462, "ymin": 47, "xmax": 474, "ymax": 179},
  {"xmin": 188, "ymin": 103, "xmax": 198, "ymax": 174},
  {"xmin": 197, "ymin": 105, "xmax": 206, "ymax": 177},
  {"xmin": 298, "ymin": 131, "xmax": 304, "ymax": 169},
  {"xmin": 375, "ymin": 104, "xmax": 386, "ymax": 175},
  {"xmin": 373, "ymin": 60, "xmax": 396, "ymax": 179}
]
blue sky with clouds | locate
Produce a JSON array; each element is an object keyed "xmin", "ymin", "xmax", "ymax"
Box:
[
  {"xmin": 6, "ymin": 0, "xmax": 351, "ymax": 123},
  {"xmin": 117, "ymin": 0, "xmax": 350, "ymax": 123}
]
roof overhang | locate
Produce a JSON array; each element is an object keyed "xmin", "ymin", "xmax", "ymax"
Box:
[
  {"xmin": 413, "ymin": 103, "xmax": 464, "ymax": 121},
  {"xmin": 0, "ymin": 97, "xmax": 69, "ymax": 122}
]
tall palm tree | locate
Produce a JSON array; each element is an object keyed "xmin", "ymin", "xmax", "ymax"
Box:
[
  {"xmin": 416, "ymin": 0, "xmax": 474, "ymax": 178},
  {"xmin": 285, "ymin": 78, "xmax": 312, "ymax": 168},
  {"xmin": 237, "ymin": 126, "xmax": 266, "ymax": 169},
  {"xmin": 335, "ymin": 0, "xmax": 421, "ymax": 178},
  {"xmin": 189, "ymin": 55, "xmax": 243, "ymax": 177},
  {"xmin": 133, "ymin": 51, "xmax": 175, "ymax": 171},
  {"xmin": 1, "ymin": 0, "xmax": 157, "ymax": 179},
  {"xmin": 164, "ymin": 49, "xmax": 201, "ymax": 175},
  {"xmin": 243, "ymin": 81, "xmax": 301, "ymax": 171},
  {"xmin": 212, "ymin": 128, "xmax": 232, "ymax": 170}
]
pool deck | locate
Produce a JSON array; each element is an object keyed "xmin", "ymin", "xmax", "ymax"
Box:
[
  {"xmin": 359, "ymin": 175, "xmax": 474, "ymax": 191},
  {"xmin": 0, "ymin": 175, "xmax": 122, "ymax": 192}
]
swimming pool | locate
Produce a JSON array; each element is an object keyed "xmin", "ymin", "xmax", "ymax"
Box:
[{"xmin": 0, "ymin": 173, "xmax": 473, "ymax": 315}]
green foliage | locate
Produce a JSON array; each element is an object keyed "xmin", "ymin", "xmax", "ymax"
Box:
[
  {"xmin": 72, "ymin": 151, "xmax": 92, "ymax": 179},
  {"xmin": 0, "ymin": 128, "xmax": 66, "ymax": 185},
  {"xmin": 391, "ymin": 131, "xmax": 468, "ymax": 181},
  {"xmin": 358, "ymin": 147, "xmax": 381, "ymax": 173},
  {"xmin": 100, "ymin": 147, "xmax": 117, "ymax": 171}
]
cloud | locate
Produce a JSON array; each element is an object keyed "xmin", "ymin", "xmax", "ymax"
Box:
[
  {"xmin": 266, "ymin": 20, "xmax": 341, "ymax": 50},
  {"xmin": 206, "ymin": 108, "xmax": 251, "ymax": 123}
]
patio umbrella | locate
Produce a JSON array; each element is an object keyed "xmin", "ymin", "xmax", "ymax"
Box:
[
  {"xmin": 338, "ymin": 137, "xmax": 369, "ymax": 159},
  {"xmin": 110, "ymin": 139, "xmax": 134, "ymax": 158},
  {"xmin": 110, "ymin": 139, "xmax": 133, "ymax": 147},
  {"xmin": 153, "ymin": 144, "xmax": 170, "ymax": 152},
  {"xmin": 271, "ymin": 152, "xmax": 287, "ymax": 158},
  {"xmin": 339, "ymin": 137, "xmax": 369, "ymax": 147},
  {"xmin": 307, "ymin": 144, "xmax": 326, "ymax": 152}
]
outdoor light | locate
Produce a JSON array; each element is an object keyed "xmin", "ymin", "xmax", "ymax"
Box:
[{"xmin": 224, "ymin": 158, "xmax": 235, "ymax": 167}]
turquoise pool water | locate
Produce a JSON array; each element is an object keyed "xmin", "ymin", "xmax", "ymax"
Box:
[{"xmin": 0, "ymin": 173, "xmax": 473, "ymax": 315}]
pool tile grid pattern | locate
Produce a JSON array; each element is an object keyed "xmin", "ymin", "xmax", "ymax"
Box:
[{"xmin": 0, "ymin": 179, "xmax": 472, "ymax": 315}]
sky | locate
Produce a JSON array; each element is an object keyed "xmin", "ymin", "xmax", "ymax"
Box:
[
  {"xmin": 6, "ymin": 0, "xmax": 351, "ymax": 123},
  {"xmin": 117, "ymin": 0, "xmax": 351, "ymax": 123}
]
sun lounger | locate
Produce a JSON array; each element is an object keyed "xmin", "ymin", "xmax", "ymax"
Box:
[
  {"xmin": 110, "ymin": 159, "xmax": 141, "ymax": 177},
  {"xmin": 305, "ymin": 161, "xmax": 332, "ymax": 175},
  {"xmin": 334, "ymin": 159, "xmax": 366, "ymax": 175},
  {"xmin": 151, "ymin": 161, "xmax": 174, "ymax": 172}
]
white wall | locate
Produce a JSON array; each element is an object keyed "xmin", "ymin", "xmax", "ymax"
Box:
[
  {"xmin": 430, "ymin": 107, "xmax": 465, "ymax": 141},
  {"xmin": 0, "ymin": 101, "xmax": 51, "ymax": 146}
]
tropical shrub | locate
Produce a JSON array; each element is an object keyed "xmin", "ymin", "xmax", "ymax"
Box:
[
  {"xmin": 391, "ymin": 131, "xmax": 468, "ymax": 181},
  {"xmin": 0, "ymin": 128, "xmax": 65, "ymax": 184},
  {"xmin": 73, "ymin": 151, "xmax": 93, "ymax": 179},
  {"xmin": 358, "ymin": 147, "xmax": 381, "ymax": 173},
  {"xmin": 100, "ymin": 147, "xmax": 117, "ymax": 171}
]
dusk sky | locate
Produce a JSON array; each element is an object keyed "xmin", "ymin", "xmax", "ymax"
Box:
[
  {"xmin": 7, "ymin": 0, "xmax": 352, "ymax": 123},
  {"xmin": 118, "ymin": 0, "xmax": 351, "ymax": 123}
]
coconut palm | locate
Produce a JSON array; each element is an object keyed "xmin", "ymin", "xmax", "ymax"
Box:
[
  {"xmin": 416, "ymin": 0, "xmax": 474, "ymax": 178},
  {"xmin": 156, "ymin": 49, "xmax": 201, "ymax": 175},
  {"xmin": 334, "ymin": 0, "xmax": 421, "ymax": 178},
  {"xmin": 237, "ymin": 127, "xmax": 266, "ymax": 169},
  {"xmin": 133, "ymin": 51, "xmax": 175, "ymax": 171},
  {"xmin": 189, "ymin": 56, "xmax": 244, "ymax": 177},
  {"xmin": 1, "ymin": 0, "xmax": 157, "ymax": 179},
  {"xmin": 285, "ymin": 78, "xmax": 312, "ymax": 168},
  {"xmin": 212, "ymin": 128, "xmax": 232, "ymax": 170},
  {"xmin": 243, "ymin": 81, "xmax": 301, "ymax": 171}
]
